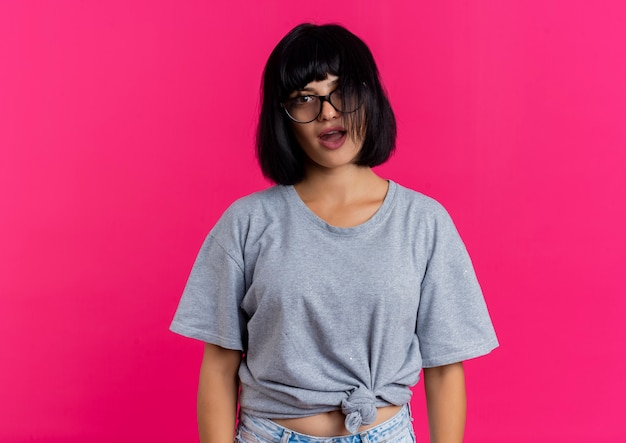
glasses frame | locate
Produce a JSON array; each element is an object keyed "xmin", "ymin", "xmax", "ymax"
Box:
[{"xmin": 281, "ymin": 89, "xmax": 359, "ymax": 124}]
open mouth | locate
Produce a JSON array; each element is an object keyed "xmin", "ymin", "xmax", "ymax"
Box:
[
  {"xmin": 317, "ymin": 128, "xmax": 348, "ymax": 150},
  {"xmin": 319, "ymin": 129, "xmax": 347, "ymax": 143}
]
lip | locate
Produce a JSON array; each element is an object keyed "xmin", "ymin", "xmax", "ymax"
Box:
[{"xmin": 318, "ymin": 126, "xmax": 347, "ymax": 150}]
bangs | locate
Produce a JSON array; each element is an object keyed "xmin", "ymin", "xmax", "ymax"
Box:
[
  {"xmin": 279, "ymin": 37, "xmax": 342, "ymax": 97},
  {"xmin": 280, "ymin": 40, "xmax": 341, "ymax": 98}
]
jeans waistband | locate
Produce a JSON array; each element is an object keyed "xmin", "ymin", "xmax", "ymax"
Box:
[{"xmin": 238, "ymin": 404, "xmax": 413, "ymax": 443}]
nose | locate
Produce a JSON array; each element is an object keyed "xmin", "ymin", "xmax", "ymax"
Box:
[{"xmin": 318, "ymin": 99, "xmax": 339, "ymax": 121}]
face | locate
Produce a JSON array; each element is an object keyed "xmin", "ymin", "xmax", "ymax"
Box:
[{"xmin": 288, "ymin": 75, "xmax": 363, "ymax": 174}]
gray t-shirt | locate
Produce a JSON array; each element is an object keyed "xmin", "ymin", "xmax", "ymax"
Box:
[{"xmin": 170, "ymin": 180, "xmax": 498, "ymax": 432}]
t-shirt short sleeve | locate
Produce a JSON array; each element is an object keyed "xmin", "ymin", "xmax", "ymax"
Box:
[
  {"xmin": 170, "ymin": 233, "xmax": 247, "ymax": 351},
  {"xmin": 416, "ymin": 208, "xmax": 498, "ymax": 368}
]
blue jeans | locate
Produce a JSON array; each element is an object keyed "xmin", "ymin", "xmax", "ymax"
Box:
[{"xmin": 236, "ymin": 405, "xmax": 416, "ymax": 443}]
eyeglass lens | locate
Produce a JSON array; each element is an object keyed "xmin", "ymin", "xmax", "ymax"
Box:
[{"xmin": 284, "ymin": 89, "xmax": 360, "ymax": 123}]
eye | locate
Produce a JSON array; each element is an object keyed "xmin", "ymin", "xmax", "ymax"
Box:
[{"xmin": 292, "ymin": 95, "xmax": 317, "ymax": 105}]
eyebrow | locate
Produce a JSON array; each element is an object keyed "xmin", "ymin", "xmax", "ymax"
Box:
[{"xmin": 299, "ymin": 78, "xmax": 339, "ymax": 93}]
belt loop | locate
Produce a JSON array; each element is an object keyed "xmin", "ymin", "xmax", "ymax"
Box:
[
  {"xmin": 407, "ymin": 404, "xmax": 414, "ymax": 422},
  {"xmin": 360, "ymin": 431, "xmax": 370, "ymax": 443},
  {"xmin": 279, "ymin": 429, "xmax": 292, "ymax": 443}
]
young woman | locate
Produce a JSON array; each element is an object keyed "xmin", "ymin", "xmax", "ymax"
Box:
[{"xmin": 171, "ymin": 23, "xmax": 498, "ymax": 443}]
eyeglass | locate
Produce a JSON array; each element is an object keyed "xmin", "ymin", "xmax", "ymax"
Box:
[{"xmin": 281, "ymin": 88, "xmax": 361, "ymax": 124}]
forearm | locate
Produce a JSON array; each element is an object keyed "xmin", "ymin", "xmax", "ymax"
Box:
[
  {"xmin": 197, "ymin": 343, "xmax": 242, "ymax": 443},
  {"xmin": 423, "ymin": 362, "xmax": 466, "ymax": 443}
]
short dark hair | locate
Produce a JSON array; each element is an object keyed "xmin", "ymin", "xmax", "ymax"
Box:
[{"xmin": 257, "ymin": 23, "xmax": 397, "ymax": 185}]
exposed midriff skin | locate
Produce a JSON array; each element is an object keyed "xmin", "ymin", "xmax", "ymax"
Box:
[{"xmin": 272, "ymin": 405, "xmax": 403, "ymax": 437}]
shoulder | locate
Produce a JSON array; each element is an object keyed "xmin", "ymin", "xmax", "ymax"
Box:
[
  {"xmin": 391, "ymin": 180, "xmax": 453, "ymax": 222},
  {"xmin": 210, "ymin": 185, "xmax": 288, "ymax": 244},
  {"xmin": 390, "ymin": 182, "xmax": 473, "ymax": 262},
  {"xmin": 387, "ymin": 181, "xmax": 465, "ymax": 253},
  {"xmin": 224, "ymin": 185, "xmax": 286, "ymax": 217}
]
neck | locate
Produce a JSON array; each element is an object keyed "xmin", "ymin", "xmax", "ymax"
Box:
[{"xmin": 294, "ymin": 165, "xmax": 385, "ymax": 203}]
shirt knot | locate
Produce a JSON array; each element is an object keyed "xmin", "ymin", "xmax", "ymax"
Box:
[{"xmin": 341, "ymin": 387, "xmax": 377, "ymax": 434}]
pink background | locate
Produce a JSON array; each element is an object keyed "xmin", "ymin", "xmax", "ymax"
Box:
[{"xmin": 1, "ymin": 1, "xmax": 625, "ymax": 442}]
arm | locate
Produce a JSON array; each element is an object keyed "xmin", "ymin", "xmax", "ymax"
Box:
[
  {"xmin": 423, "ymin": 362, "xmax": 467, "ymax": 443},
  {"xmin": 197, "ymin": 342, "xmax": 242, "ymax": 443}
]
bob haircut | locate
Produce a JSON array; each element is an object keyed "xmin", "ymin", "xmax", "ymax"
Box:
[{"xmin": 257, "ymin": 23, "xmax": 397, "ymax": 185}]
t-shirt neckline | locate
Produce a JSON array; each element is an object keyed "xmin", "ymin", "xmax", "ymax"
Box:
[{"xmin": 282, "ymin": 180, "xmax": 397, "ymax": 236}]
